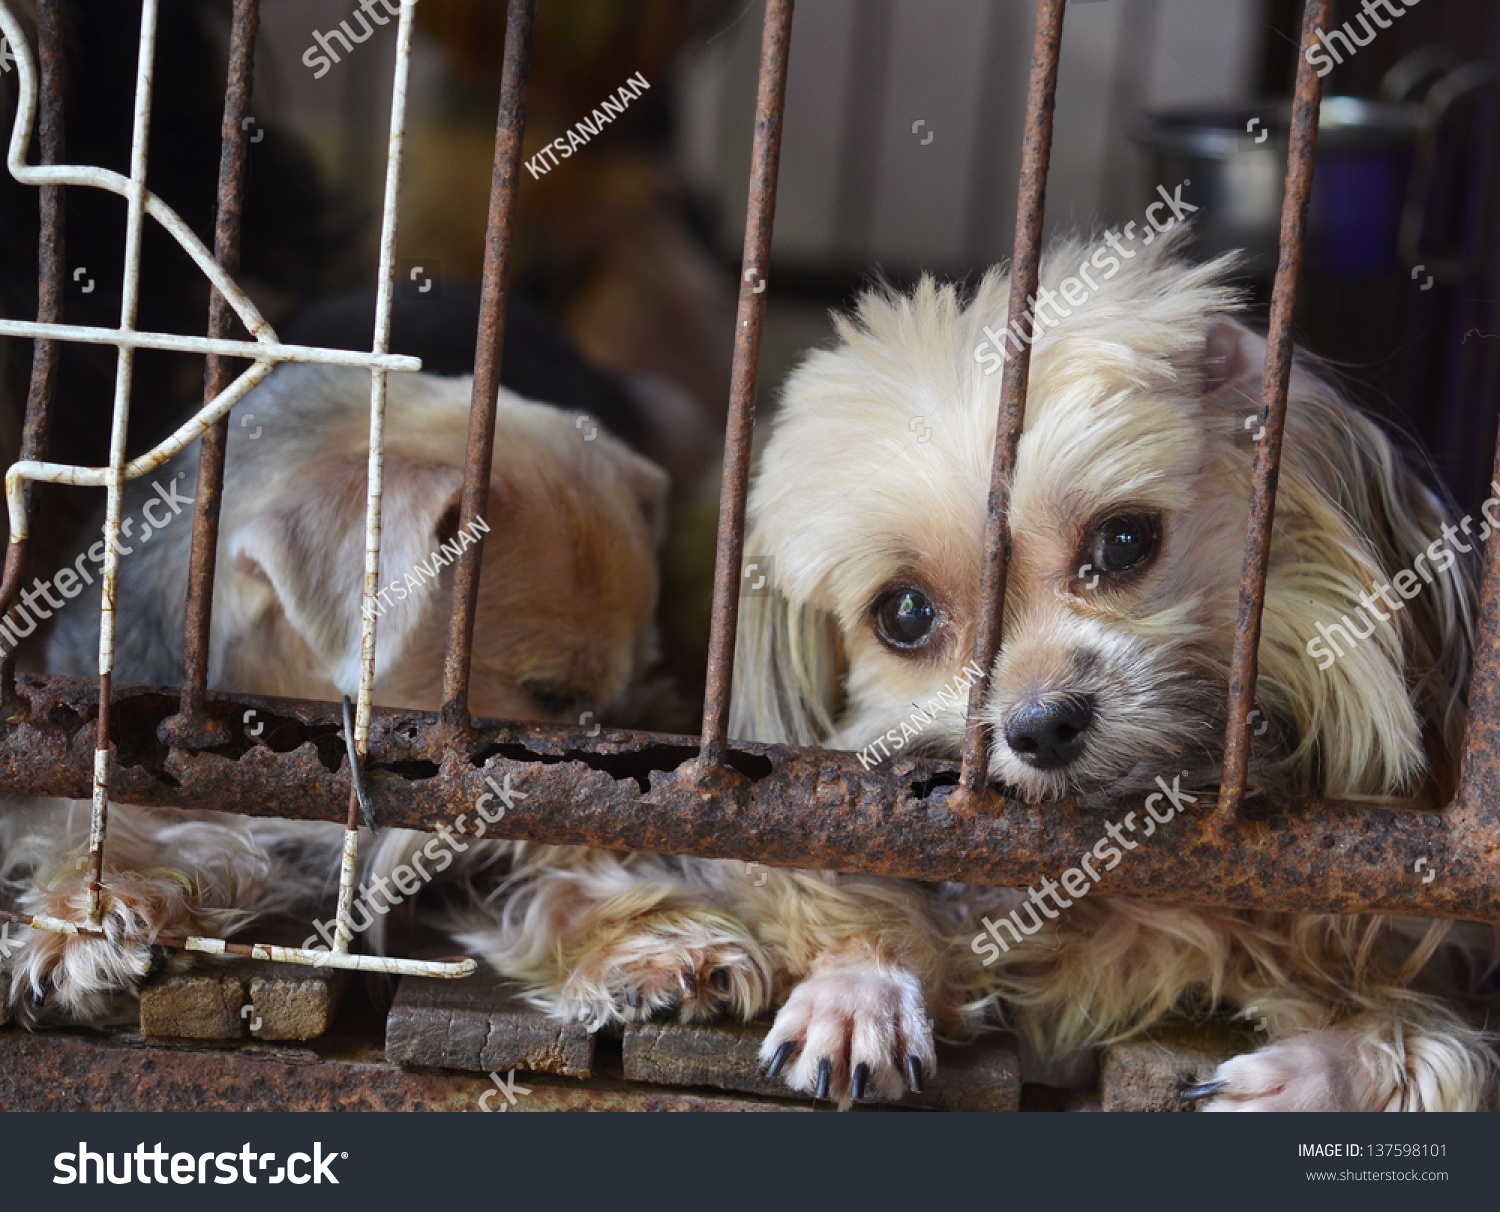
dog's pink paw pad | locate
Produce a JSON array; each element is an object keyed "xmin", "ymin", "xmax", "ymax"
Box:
[
  {"xmin": 1184, "ymin": 1034, "xmax": 1357, "ymax": 1111},
  {"xmin": 758, "ymin": 964, "xmax": 935, "ymax": 1108}
]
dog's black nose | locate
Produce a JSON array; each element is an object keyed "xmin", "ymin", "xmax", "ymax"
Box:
[{"xmin": 1004, "ymin": 697, "xmax": 1093, "ymax": 769}]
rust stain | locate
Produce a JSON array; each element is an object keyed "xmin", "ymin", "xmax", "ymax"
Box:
[
  {"xmin": 1216, "ymin": 0, "xmax": 1334, "ymax": 817},
  {"xmin": 0, "ymin": 673, "xmax": 1492, "ymax": 920}
]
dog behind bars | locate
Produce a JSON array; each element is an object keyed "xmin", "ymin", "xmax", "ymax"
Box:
[
  {"xmin": 393, "ymin": 234, "xmax": 1500, "ymax": 1111},
  {"xmin": 704, "ymin": 232, "xmax": 1500, "ymax": 1110},
  {"xmin": 0, "ymin": 362, "xmax": 674, "ymax": 1024}
]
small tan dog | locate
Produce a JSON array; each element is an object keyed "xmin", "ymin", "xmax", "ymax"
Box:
[{"xmin": 3, "ymin": 362, "xmax": 670, "ymax": 1024}]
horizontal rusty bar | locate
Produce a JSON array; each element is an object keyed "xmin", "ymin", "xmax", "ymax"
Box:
[
  {"xmin": 0, "ymin": 673, "xmax": 1492, "ymax": 921},
  {"xmin": 0, "ymin": 1031, "xmax": 804, "ymax": 1112}
]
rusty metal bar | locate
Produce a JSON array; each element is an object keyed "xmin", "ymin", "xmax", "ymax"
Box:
[
  {"xmin": 0, "ymin": 0, "xmax": 65, "ymax": 680},
  {"xmin": 955, "ymin": 0, "xmax": 1067, "ymax": 804},
  {"xmin": 698, "ymin": 0, "xmax": 793, "ymax": 768},
  {"xmin": 1215, "ymin": 0, "xmax": 1334, "ymax": 819},
  {"xmin": 162, "ymin": 0, "xmax": 260, "ymax": 750},
  {"xmin": 1457, "ymin": 483, "xmax": 1500, "ymax": 837},
  {"xmin": 440, "ymin": 0, "xmax": 536, "ymax": 740},
  {"xmin": 0, "ymin": 672, "xmax": 1491, "ymax": 920}
]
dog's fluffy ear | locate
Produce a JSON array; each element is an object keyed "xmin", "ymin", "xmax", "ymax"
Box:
[
  {"xmin": 229, "ymin": 456, "xmax": 465, "ymax": 696},
  {"xmin": 729, "ymin": 542, "xmax": 843, "ymax": 746},
  {"xmin": 618, "ymin": 447, "xmax": 670, "ymax": 551},
  {"xmin": 1201, "ymin": 317, "xmax": 1269, "ymax": 411},
  {"xmin": 1203, "ymin": 318, "xmax": 1474, "ymax": 800}
]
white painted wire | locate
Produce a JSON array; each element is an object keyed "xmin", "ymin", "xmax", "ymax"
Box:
[{"xmin": 0, "ymin": 0, "xmax": 472, "ymax": 977}]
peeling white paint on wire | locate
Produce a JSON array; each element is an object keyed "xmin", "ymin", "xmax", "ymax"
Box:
[{"xmin": 0, "ymin": 0, "xmax": 471, "ymax": 977}]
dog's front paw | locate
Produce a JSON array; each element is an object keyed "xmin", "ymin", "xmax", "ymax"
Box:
[
  {"xmin": 1185, "ymin": 1033, "xmax": 1359, "ymax": 1111},
  {"xmin": 554, "ymin": 907, "xmax": 772, "ymax": 1030},
  {"xmin": 759, "ymin": 964, "xmax": 936, "ymax": 1108},
  {"xmin": 9, "ymin": 873, "xmax": 191, "ymax": 1026}
]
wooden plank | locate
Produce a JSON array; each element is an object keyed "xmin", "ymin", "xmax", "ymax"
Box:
[
  {"xmin": 622, "ymin": 1018, "xmax": 1021, "ymax": 1110},
  {"xmin": 1098, "ymin": 1023, "xmax": 1252, "ymax": 1112},
  {"xmin": 385, "ymin": 971, "xmax": 594, "ymax": 1078},
  {"xmin": 139, "ymin": 959, "xmax": 346, "ymax": 1041}
]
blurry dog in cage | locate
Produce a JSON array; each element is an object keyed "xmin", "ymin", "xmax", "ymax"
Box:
[
  {"xmin": 695, "ymin": 231, "xmax": 1498, "ymax": 1111},
  {"xmin": 1, "ymin": 362, "xmax": 669, "ymax": 1025}
]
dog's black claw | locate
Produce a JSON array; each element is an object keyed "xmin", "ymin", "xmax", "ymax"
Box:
[
  {"xmin": 815, "ymin": 1058, "xmax": 832, "ymax": 1101},
  {"xmin": 851, "ymin": 1063, "xmax": 869, "ymax": 1101},
  {"xmin": 139, "ymin": 944, "xmax": 174, "ymax": 985},
  {"xmin": 1180, "ymin": 1080, "xmax": 1227, "ymax": 1102},
  {"xmin": 660, "ymin": 995, "xmax": 680, "ymax": 1017},
  {"xmin": 905, "ymin": 1055, "xmax": 923, "ymax": 1094},
  {"xmin": 28, "ymin": 975, "xmax": 51, "ymax": 1009},
  {"xmin": 625, "ymin": 988, "xmax": 642, "ymax": 1009},
  {"xmin": 766, "ymin": 1041, "xmax": 795, "ymax": 1079}
]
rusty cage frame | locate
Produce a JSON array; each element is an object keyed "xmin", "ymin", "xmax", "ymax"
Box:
[{"xmin": 0, "ymin": 0, "xmax": 1497, "ymax": 989}]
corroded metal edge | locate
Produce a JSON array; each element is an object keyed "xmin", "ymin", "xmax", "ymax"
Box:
[{"xmin": 3, "ymin": 673, "xmax": 1495, "ymax": 921}]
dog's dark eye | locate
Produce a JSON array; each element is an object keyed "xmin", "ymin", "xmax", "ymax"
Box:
[
  {"xmin": 1092, "ymin": 514, "xmax": 1159, "ymax": 574},
  {"xmin": 520, "ymin": 680, "xmax": 585, "ymax": 717},
  {"xmin": 873, "ymin": 589, "xmax": 937, "ymax": 649}
]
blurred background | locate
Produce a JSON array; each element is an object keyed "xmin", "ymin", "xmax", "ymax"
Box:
[{"xmin": 0, "ymin": 0, "xmax": 1496, "ymax": 715}]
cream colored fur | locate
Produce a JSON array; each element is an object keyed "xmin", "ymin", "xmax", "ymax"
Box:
[
  {"xmin": 3, "ymin": 364, "xmax": 674, "ymax": 1025},
  {"xmin": 720, "ymin": 233, "xmax": 1498, "ymax": 1110}
]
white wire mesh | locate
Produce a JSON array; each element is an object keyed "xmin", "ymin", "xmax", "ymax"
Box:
[{"xmin": 0, "ymin": 0, "xmax": 474, "ymax": 979}]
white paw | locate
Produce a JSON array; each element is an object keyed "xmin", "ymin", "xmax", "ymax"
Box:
[
  {"xmin": 9, "ymin": 872, "xmax": 191, "ymax": 1027},
  {"xmin": 553, "ymin": 908, "xmax": 772, "ymax": 1031},
  {"xmin": 1186, "ymin": 1034, "xmax": 1359, "ymax": 1111},
  {"xmin": 759, "ymin": 964, "xmax": 936, "ymax": 1108}
]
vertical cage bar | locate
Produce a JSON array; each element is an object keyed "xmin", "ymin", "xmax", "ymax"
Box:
[
  {"xmin": 87, "ymin": 0, "xmax": 162, "ymax": 925},
  {"xmin": 1457, "ymin": 427, "xmax": 1500, "ymax": 831},
  {"xmin": 333, "ymin": 0, "xmax": 417, "ymax": 952},
  {"xmin": 955, "ymin": 0, "xmax": 1067, "ymax": 799},
  {"xmin": 698, "ymin": 0, "xmax": 794, "ymax": 768},
  {"xmin": 166, "ymin": 0, "xmax": 260, "ymax": 747},
  {"xmin": 440, "ymin": 0, "xmax": 535, "ymax": 739},
  {"xmin": 0, "ymin": 0, "xmax": 65, "ymax": 698},
  {"xmin": 1214, "ymin": 0, "xmax": 1333, "ymax": 819}
]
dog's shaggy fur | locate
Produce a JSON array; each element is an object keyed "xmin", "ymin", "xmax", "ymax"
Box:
[
  {"xmin": 8, "ymin": 238, "xmax": 1495, "ymax": 1113},
  {"xmin": 2, "ymin": 363, "xmax": 671, "ymax": 1025},
  {"xmin": 719, "ymin": 234, "xmax": 1498, "ymax": 1109},
  {"xmin": 437, "ymin": 234, "xmax": 1500, "ymax": 1110}
]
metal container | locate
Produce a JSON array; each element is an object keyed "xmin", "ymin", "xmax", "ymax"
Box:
[{"xmin": 1131, "ymin": 97, "xmax": 1426, "ymax": 278}]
